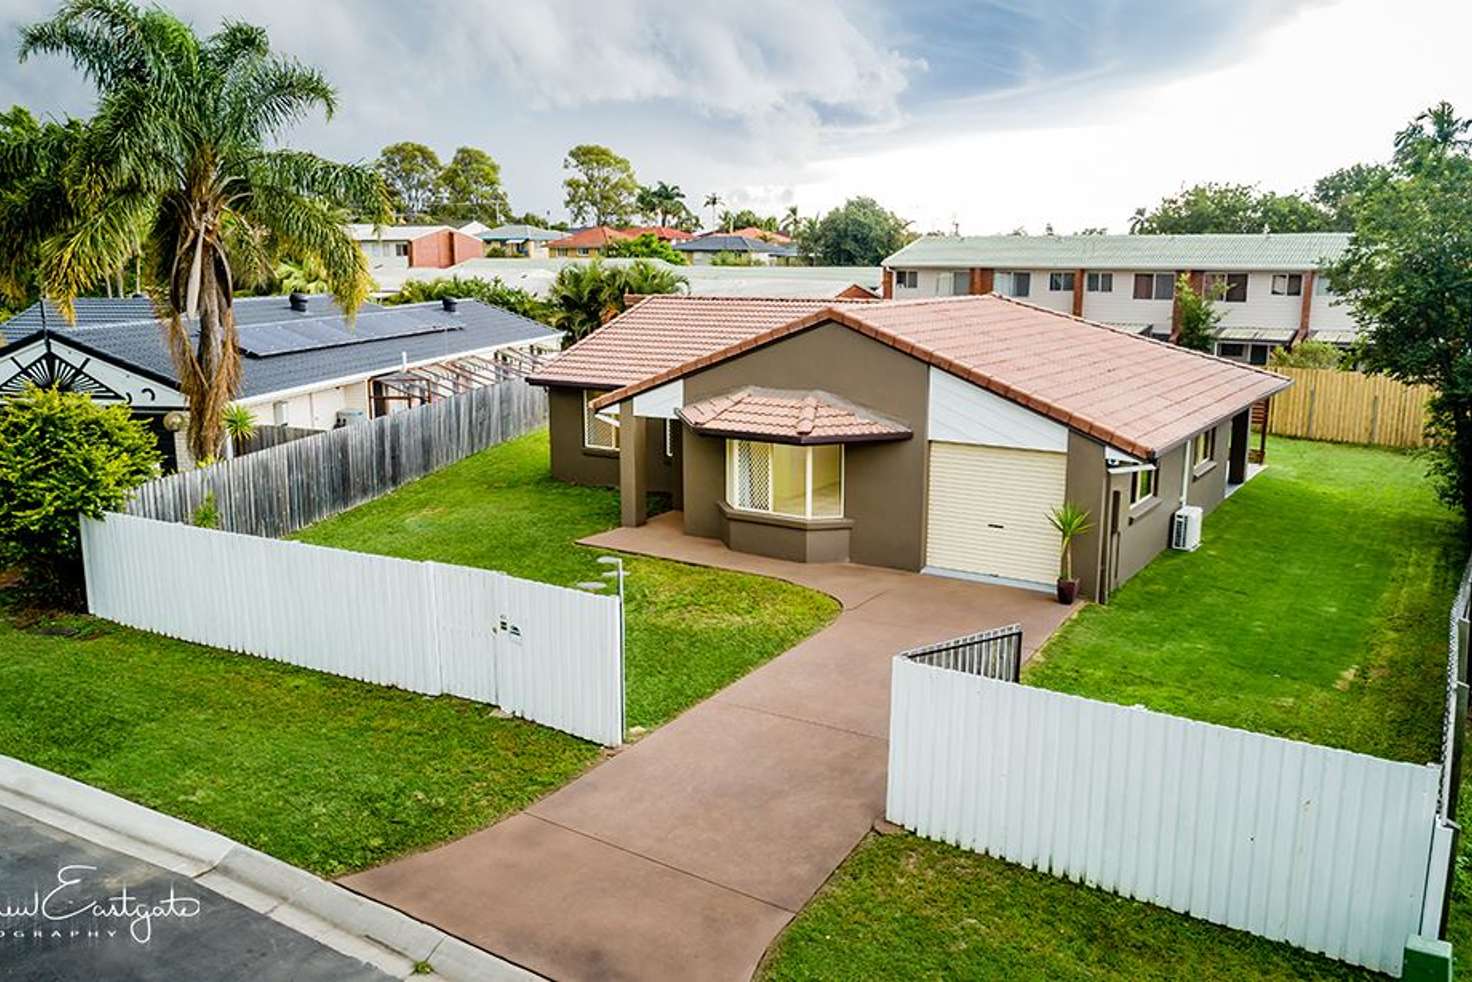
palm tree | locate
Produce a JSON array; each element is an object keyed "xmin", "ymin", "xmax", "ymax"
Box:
[
  {"xmin": 1394, "ymin": 100, "xmax": 1472, "ymax": 164},
  {"xmin": 780, "ymin": 205, "xmax": 800, "ymax": 237},
  {"xmin": 14, "ymin": 1, "xmax": 390, "ymax": 458},
  {"xmin": 546, "ymin": 260, "xmax": 685, "ymax": 345},
  {"xmin": 703, "ymin": 192, "xmax": 722, "ymax": 230},
  {"xmin": 640, "ymin": 181, "xmax": 685, "ymax": 227},
  {"xmin": 273, "ymin": 255, "xmax": 330, "ymax": 294}
]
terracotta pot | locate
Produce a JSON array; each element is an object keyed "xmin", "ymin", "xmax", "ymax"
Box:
[{"xmin": 1056, "ymin": 579, "xmax": 1079, "ymax": 604}]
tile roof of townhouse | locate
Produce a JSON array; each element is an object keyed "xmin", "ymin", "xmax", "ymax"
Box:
[
  {"xmin": 884, "ymin": 232, "xmax": 1352, "ymax": 271},
  {"xmin": 532, "ymin": 293, "xmax": 1289, "ymax": 460}
]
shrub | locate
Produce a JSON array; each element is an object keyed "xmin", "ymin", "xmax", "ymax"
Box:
[
  {"xmin": 603, "ymin": 233, "xmax": 687, "ymax": 264},
  {"xmin": 0, "ymin": 385, "xmax": 159, "ymax": 604},
  {"xmin": 192, "ymin": 491, "xmax": 220, "ymax": 529},
  {"xmin": 383, "ymin": 275, "xmax": 549, "ymax": 322},
  {"xmin": 1268, "ymin": 340, "xmax": 1345, "ymax": 369}
]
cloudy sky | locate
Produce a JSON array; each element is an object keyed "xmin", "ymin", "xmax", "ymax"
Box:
[{"xmin": 2, "ymin": 0, "xmax": 1468, "ymax": 233}]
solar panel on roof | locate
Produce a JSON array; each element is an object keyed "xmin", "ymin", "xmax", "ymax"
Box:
[{"xmin": 235, "ymin": 319, "xmax": 464, "ymax": 357}]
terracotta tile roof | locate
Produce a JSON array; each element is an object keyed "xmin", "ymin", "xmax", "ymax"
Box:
[
  {"xmin": 546, "ymin": 226, "xmax": 633, "ymax": 250},
  {"xmin": 679, "ymin": 387, "xmax": 911, "ymax": 445},
  {"xmin": 526, "ymin": 295, "xmax": 876, "ymax": 390},
  {"xmin": 575, "ymin": 294, "xmax": 1290, "ymax": 460}
]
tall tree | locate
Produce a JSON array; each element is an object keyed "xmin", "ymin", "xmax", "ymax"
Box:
[
  {"xmin": 1130, "ymin": 182, "xmax": 1334, "ymax": 234},
  {"xmin": 376, "ymin": 142, "xmax": 441, "ymax": 220},
  {"xmin": 636, "ymin": 181, "xmax": 685, "ymax": 227},
  {"xmin": 1173, "ymin": 275, "xmax": 1222, "ymax": 353},
  {"xmin": 1312, "ymin": 163, "xmax": 1391, "ymax": 232},
  {"xmin": 0, "ymin": 105, "xmax": 91, "ymax": 308},
  {"xmin": 562, "ymin": 144, "xmax": 638, "ymax": 226},
  {"xmin": 703, "ymin": 192, "xmax": 722, "ymax": 229},
  {"xmin": 14, "ymin": 0, "xmax": 389, "ymax": 458},
  {"xmin": 806, "ymin": 197, "xmax": 913, "ymax": 266},
  {"xmin": 546, "ymin": 259, "xmax": 684, "ymax": 343},
  {"xmin": 1328, "ymin": 102, "xmax": 1472, "ymax": 522},
  {"xmin": 434, "ymin": 146, "xmax": 509, "ymax": 225},
  {"xmin": 781, "ymin": 205, "xmax": 800, "ymax": 236}
]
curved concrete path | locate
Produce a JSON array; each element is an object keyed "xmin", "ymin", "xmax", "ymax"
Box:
[{"xmin": 343, "ymin": 512, "xmax": 1076, "ymax": 981}]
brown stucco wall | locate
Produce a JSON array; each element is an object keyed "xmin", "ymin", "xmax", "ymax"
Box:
[
  {"xmin": 1109, "ymin": 417, "xmax": 1233, "ymax": 588},
  {"xmin": 547, "ymin": 386, "xmax": 674, "ymax": 493},
  {"xmin": 1063, "ymin": 432, "xmax": 1110, "ymax": 602},
  {"xmin": 679, "ymin": 321, "xmax": 931, "ymax": 570}
]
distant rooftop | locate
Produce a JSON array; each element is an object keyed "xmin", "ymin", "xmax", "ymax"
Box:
[
  {"xmin": 884, "ymin": 232, "xmax": 1352, "ymax": 271},
  {"xmin": 676, "ymin": 235, "xmax": 797, "ymax": 257},
  {"xmin": 345, "ymin": 223, "xmax": 453, "ymax": 242},
  {"xmin": 479, "ymin": 223, "xmax": 562, "ymax": 243}
]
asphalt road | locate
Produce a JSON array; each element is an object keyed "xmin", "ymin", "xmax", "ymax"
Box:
[{"xmin": 0, "ymin": 805, "xmax": 394, "ymax": 981}]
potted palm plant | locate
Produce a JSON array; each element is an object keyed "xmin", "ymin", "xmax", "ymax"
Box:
[{"xmin": 1048, "ymin": 502, "xmax": 1094, "ymax": 604}]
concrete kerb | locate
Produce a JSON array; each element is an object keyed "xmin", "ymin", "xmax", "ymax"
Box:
[{"xmin": 0, "ymin": 754, "xmax": 540, "ymax": 982}]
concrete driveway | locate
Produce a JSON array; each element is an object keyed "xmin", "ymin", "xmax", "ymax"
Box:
[
  {"xmin": 344, "ymin": 512, "xmax": 1076, "ymax": 981},
  {"xmin": 0, "ymin": 806, "xmax": 394, "ymax": 982}
]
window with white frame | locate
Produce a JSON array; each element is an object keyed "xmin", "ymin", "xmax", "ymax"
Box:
[
  {"xmin": 1271, "ymin": 273, "xmax": 1303, "ymax": 296},
  {"xmin": 1193, "ymin": 428, "xmax": 1217, "ymax": 467},
  {"xmin": 1048, "ymin": 271, "xmax": 1076, "ymax": 292},
  {"xmin": 952, "ymin": 270, "xmax": 970, "ymax": 295},
  {"xmin": 1133, "ymin": 272, "xmax": 1175, "ymax": 300},
  {"xmin": 1001, "ymin": 271, "xmax": 1031, "ymax": 297},
  {"xmin": 1129, "ymin": 467, "xmax": 1156, "ymax": 505},
  {"xmin": 1205, "ymin": 272, "xmax": 1248, "ymax": 302},
  {"xmin": 1086, "ymin": 272, "xmax": 1113, "ymax": 292},
  {"xmin": 895, "ymin": 270, "xmax": 918, "ymax": 289},
  {"xmin": 727, "ymin": 440, "xmax": 843, "ymax": 519},
  {"xmin": 393, "ymin": 242, "xmax": 409, "ymax": 257},
  {"xmin": 583, "ymin": 390, "xmax": 620, "ymax": 450},
  {"xmin": 1315, "ymin": 274, "xmax": 1333, "ymax": 295}
]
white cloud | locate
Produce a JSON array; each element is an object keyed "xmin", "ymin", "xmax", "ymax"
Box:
[{"xmin": 780, "ymin": 0, "xmax": 1472, "ymax": 233}]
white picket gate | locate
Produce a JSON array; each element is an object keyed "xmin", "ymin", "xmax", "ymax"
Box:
[
  {"xmin": 887, "ymin": 656, "xmax": 1442, "ymax": 976},
  {"xmin": 81, "ymin": 513, "xmax": 623, "ymax": 746}
]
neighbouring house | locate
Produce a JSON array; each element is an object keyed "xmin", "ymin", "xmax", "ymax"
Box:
[
  {"xmin": 347, "ymin": 223, "xmax": 485, "ymax": 271},
  {"xmin": 478, "ymin": 223, "xmax": 563, "ymax": 259},
  {"xmin": 675, "ymin": 234, "xmax": 799, "ymax": 266},
  {"xmin": 546, "ymin": 225, "xmax": 696, "ymax": 258},
  {"xmin": 717, "ymin": 226, "xmax": 793, "ymax": 245},
  {"xmin": 371, "ymin": 257, "xmax": 883, "ymax": 300},
  {"xmin": 527, "ymin": 294, "xmax": 1289, "ymax": 602},
  {"xmin": 881, "ymin": 232, "xmax": 1356, "ymax": 365},
  {"xmin": 0, "ymin": 294, "xmax": 560, "ymax": 470}
]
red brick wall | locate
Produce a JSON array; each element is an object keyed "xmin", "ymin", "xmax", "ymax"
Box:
[
  {"xmin": 968, "ymin": 268, "xmax": 994, "ymax": 294},
  {"xmin": 882, "ymin": 268, "xmax": 893, "ymax": 299},
  {"xmin": 407, "ymin": 229, "xmax": 484, "ymax": 268}
]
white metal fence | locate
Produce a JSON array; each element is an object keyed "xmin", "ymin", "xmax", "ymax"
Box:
[
  {"xmin": 887, "ymin": 654, "xmax": 1442, "ymax": 976},
  {"xmin": 81, "ymin": 513, "xmax": 623, "ymax": 746}
]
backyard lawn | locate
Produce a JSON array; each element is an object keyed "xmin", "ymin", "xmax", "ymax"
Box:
[
  {"xmin": 296, "ymin": 428, "xmax": 839, "ymax": 729},
  {"xmin": 764, "ymin": 437, "xmax": 1467, "ymax": 980},
  {"xmin": 0, "ymin": 602, "xmax": 599, "ymax": 877}
]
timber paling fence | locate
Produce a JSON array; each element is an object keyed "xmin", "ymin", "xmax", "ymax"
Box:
[
  {"xmin": 1269, "ymin": 367, "xmax": 1434, "ymax": 449},
  {"xmin": 127, "ymin": 381, "xmax": 547, "ymax": 537},
  {"xmin": 887, "ymin": 607, "xmax": 1468, "ymax": 977}
]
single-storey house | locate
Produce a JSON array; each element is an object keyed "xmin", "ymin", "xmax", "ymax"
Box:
[
  {"xmin": 478, "ymin": 223, "xmax": 563, "ymax": 259},
  {"xmin": 1, "ymin": 294, "xmax": 560, "ymax": 469},
  {"xmin": 347, "ymin": 223, "xmax": 485, "ymax": 270},
  {"xmin": 676, "ymin": 234, "xmax": 799, "ymax": 266},
  {"xmin": 528, "ymin": 294, "xmax": 1289, "ymax": 602}
]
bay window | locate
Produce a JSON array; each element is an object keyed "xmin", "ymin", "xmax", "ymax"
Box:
[{"xmin": 727, "ymin": 440, "xmax": 844, "ymax": 519}]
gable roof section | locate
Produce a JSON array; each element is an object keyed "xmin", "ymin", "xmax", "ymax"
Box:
[
  {"xmin": 547, "ymin": 226, "xmax": 633, "ymax": 250},
  {"xmin": 526, "ymin": 296, "xmax": 875, "ymax": 390},
  {"xmin": 676, "ymin": 235, "xmax": 797, "ymax": 256},
  {"xmin": 479, "ymin": 223, "xmax": 562, "ymax": 242},
  {"xmin": 586, "ymin": 294, "xmax": 1289, "ymax": 460},
  {"xmin": 884, "ymin": 232, "xmax": 1351, "ymax": 272}
]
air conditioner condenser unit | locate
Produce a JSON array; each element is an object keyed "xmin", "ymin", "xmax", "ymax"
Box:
[{"xmin": 1171, "ymin": 505, "xmax": 1203, "ymax": 551}]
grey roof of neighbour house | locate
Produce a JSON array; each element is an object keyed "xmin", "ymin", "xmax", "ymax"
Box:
[
  {"xmin": 676, "ymin": 235, "xmax": 798, "ymax": 257},
  {"xmin": 345, "ymin": 223, "xmax": 451, "ymax": 242},
  {"xmin": 479, "ymin": 224, "xmax": 563, "ymax": 243},
  {"xmin": 884, "ymin": 232, "xmax": 1352, "ymax": 271},
  {"xmin": 0, "ymin": 295, "xmax": 559, "ymax": 400}
]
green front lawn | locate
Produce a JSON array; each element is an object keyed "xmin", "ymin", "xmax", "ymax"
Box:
[
  {"xmin": 1, "ymin": 428, "xmax": 835, "ymax": 877},
  {"xmin": 295, "ymin": 428, "xmax": 838, "ymax": 729},
  {"xmin": 764, "ymin": 438, "xmax": 1465, "ymax": 980},
  {"xmin": 0, "ymin": 603, "xmax": 599, "ymax": 877}
]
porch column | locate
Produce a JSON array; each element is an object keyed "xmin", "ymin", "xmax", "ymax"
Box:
[
  {"xmin": 1228, "ymin": 409, "xmax": 1250, "ymax": 484},
  {"xmin": 1071, "ymin": 268, "xmax": 1085, "ymax": 316},
  {"xmin": 619, "ymin": 401, "xmax": 648, "ymax": 527}
]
